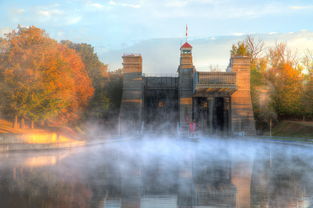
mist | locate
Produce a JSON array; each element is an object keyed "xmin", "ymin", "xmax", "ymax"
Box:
[{"xmin": 1, "ymin": 134, "xmax": 313, "ymax": 207}]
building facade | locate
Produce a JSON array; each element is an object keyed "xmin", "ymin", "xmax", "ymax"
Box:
[{"xmin": 119, "ymin": 42, "xmax": 256, "ymax": 136}]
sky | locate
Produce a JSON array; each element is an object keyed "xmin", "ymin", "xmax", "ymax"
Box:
[{"xmin": 1, "ymin": 0, "xmax": 313, "ymax": 71}]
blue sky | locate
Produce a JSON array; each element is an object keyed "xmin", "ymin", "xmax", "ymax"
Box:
[
  {"xmin": 1, "ymin": 0, "xmax": 313, "ymax": 72},
  {"xmin": 1, "ymin": 0, "xmax": 313, "ymax": 49}
]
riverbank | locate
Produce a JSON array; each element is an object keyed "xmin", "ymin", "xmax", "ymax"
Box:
[
  {"xmin": 0, "ymin": 120, "xmax": 86, "ymax": 152},
  {"xmin": 271, "ymin": 120, "xmax": 313, "ymax": 139},
  {"xmin": 0, "ymin": 133, "xmax": 85, "ymax": 152}
]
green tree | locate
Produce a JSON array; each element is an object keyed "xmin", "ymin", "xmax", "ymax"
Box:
[
  {"xmin": 302, "ymin": 76, "xmax": 313, "ymax": 119},
  {"xmin": 230, "ymin": 41, "xmax": 251, "ymax": 57},
  {"xmin": 84, "ymin": 69, "xmax": 123, "ymax": 124}
]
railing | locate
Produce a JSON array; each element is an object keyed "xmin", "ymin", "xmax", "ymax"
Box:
[
  {"xmin": 144, "ymin": 76, "xmax": 178, "ymax": 89},
  {"xmin": 193, "ymin": 72, "xmax": 237, "ymax": 94},
  {"xmin": 197, "ymin": 72, "xmax": 236, "ymax": 85},
  {"xmin": 196, "ymin": 65, "xmax": 229, "ymax": 72},
  {"xmin": 143, "ymin": 73, "xmax": 179, "ymax": 77}
]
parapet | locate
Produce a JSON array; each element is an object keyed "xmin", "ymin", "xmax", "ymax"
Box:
[
  {"xmin": 122, "ymin": 54, "xmax": 142, "ymax": 73},
  {"xmin": 229, "ymin": 56, "xmax": 250, "ymax": 72}
]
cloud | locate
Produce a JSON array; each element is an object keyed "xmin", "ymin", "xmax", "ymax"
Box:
[
  {"xmin": 89, "ymin": 2, "xmax": 106, "ymax": 8},
  {"xmin": 143, "ymin": 1, "xmax": 290, "ymax": 19},
  {"xmin": 289, "ymin": 5, "xmax": 313, "ymax": 10},
  {"xmin": 0, "ymin": 27, "xmax": 12, "ymax": 37},
  {"xmin": 1, "ymin": 0, "xmax": 313, "ymax": 51},
  {"xmin": 65, "ymin": 16, "xmax": 82, "ymax": 25},
  {"xmin": 108, "ymin": 0, "xmax": 141, "ymax": 8},
  {"xmin": 232, "ymin": 33, "xmax": 245, "ymax": 36},
  {"xmin": 86, "ymin": 1, "xmax": 109, "ymax": 10},
  {"xmin": 165, "ymin": 1, "xmax": 188, "ymax": 8},
  {"xmin": 15, "ymin": 8, "xmax": 25, "ymax": 14},
  {"xmin": 99, "ymin": 31, "xmax": 313, "ymax": 73},
  {"xmin": 33, "ymin": 6, "xmax": 81, "ymax": 25},
  {"xmin": 56, "ymin": 31, "xmax": 64, "ymax": 37},
  {"xmin": 165, "ymin": 0, "xmax": 219, "ymax": 8},
  {"xmin": 37, "ymin": 9, "xmax": 63, "ymax": 17}
]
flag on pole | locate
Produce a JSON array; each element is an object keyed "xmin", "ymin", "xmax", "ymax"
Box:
[{"xmin": 186, "ymin": 24, "xmax": 188, "ymax": 42}]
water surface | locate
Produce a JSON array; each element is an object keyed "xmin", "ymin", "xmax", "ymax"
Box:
[{"xmin": 1, "ymin": 137, "xmax": 313, "ymax": 208}]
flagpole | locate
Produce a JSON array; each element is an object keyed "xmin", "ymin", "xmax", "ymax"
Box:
[{"xmin": 186, "ymin": 24, "xmax": 188, "ymax": 42}]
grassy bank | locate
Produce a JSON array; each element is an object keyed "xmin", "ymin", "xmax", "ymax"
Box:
[
  {"xmin": 255, "ymin": 120, "xmax": 313, "ymax": 143},
  {"xmin": 271, "ymin": 120, "xmax": 313, "ymax": 139}
]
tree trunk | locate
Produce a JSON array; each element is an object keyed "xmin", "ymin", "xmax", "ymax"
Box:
[
  {"xmin": 31, "ymin": 120, "xmax": 34, "ymax": 129},
  {"xmin": 13, "ymin": 115, "xmax": 19, "ymax": 129},
  {"xmin": 40, "ymin": 120, "xmax": 45, "ymax": 128},
  {"xmin": 20, "ymin": 118, "xmax": 25, "ymax": 129}
]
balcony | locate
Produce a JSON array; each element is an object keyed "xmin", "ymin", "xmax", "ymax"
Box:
[{"xmin": 193, "ymin": 72, "xmax": 237, "ymax": 96}]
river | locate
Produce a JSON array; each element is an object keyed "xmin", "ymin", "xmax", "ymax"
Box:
[{"xmin": 0, "ymin": 137, "xmax": 312, "ymax": 208}]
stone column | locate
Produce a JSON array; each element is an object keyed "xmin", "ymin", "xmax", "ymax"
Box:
[
  {"xmin": 230, "ymin": 56, "xmax": 256, "ymax": 135},
  {"xmin": 119, "ymin": 55, "xmax": 144, "ymax": 135},
  {"xmin": 224, "ymin": 97, "xmax": 230, "ymax": 136},
  {"xmin": 193, "ymin": 97, "xmax": 197, "ymax": 122},
  {"xmin": 207, "ymin": 97, "xmax": 214, "ymax": 135}
]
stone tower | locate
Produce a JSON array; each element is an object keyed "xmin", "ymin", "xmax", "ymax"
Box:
[
  {"xmin": 230, "ymin": 56, "xmax": 256, "ymax": 135},
  {"xmin": 178, "ymin": 42, "xmax": 194, "ymax": 131},
  {"xmin": 119, "ymin": 54, "xmax": 144, "ymax": 134}
]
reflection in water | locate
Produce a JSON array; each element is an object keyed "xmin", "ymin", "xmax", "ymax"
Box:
[
  {"xmin": 232, "ymin": 154, "xmax": 253, "ymax": 208},
  {"xmin": 250, "ymin": 145, "xmax": 313, "ymax": 208},
  {"xmin": 1, "ymin": 138, "xmax": 313, "ymax": 208},
  {"xmin": 23, "ymin": 151, "xmax": 73, "ymax": 167}
]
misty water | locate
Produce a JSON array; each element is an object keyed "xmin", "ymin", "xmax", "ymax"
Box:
[{"xmin": 1, "ymin": 137, "xmax": 313, "ymax": 208}]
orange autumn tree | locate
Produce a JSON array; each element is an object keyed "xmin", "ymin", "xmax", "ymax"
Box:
[
  {"xmin": 265, "ymin": 43, "xmax": 304, "ymax": 118},
  {"xmin": 0, "ymin": 26, "xmax": 93, "ymax": 128}
]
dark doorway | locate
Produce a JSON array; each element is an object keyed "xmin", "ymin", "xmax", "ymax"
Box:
[
  {"xmin": 143, "ymin": 89, "xmax": 178, "ymax": 133},
  {"xmin": 193, "ymin": 97, "xmax": 229, "ymax": 135},
  {"xmin": 193, "ymin": 97, "xmax": 209, "ymax": 133},
  {"xmin": 213, "ymin": 97, "xmax": 225, "ymax": 134}
]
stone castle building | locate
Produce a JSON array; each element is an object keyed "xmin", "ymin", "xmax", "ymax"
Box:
[{"xmin": 119, "ymin": 41, "xmax": 256, "ymax": 136}]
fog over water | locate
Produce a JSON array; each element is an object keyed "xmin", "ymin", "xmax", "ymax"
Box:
[{"xmin": 1, "ymin": 136, "xmax": 313, "ymax": 208}]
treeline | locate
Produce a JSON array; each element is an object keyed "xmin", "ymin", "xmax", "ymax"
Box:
[
  {"xmin": 2, "ymin": 26, "xmax": 312, "ymax": 133},
  {"xmin": 231, "ymin": 36, "xmax": 313, "ymax": 130},
  {"xmin": 0, "ymin": 26, "xmax": 122, "ymax": 129}
]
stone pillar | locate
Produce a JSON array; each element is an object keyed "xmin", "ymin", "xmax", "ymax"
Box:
[
  {"xmin": 208, "ymin": 97, "xmax": 214, "ymax": 135},
  {"xmin": 224, "ymin": 97, "xmax": 231, "ymax": 136},
  {"xmin": 178, "ymin": 68, "xmax": 194, "ymax": 133},
  {"xmin": 230, "ymin": 56, "xmax": 256, "ymax": 136},
  {"xmin": 193, "ymin": 98, "xmax": 198, "ymax": 122},
  {"xmin": 119, "ymin": 55, "xmax": 144, "ymax": 135}
]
